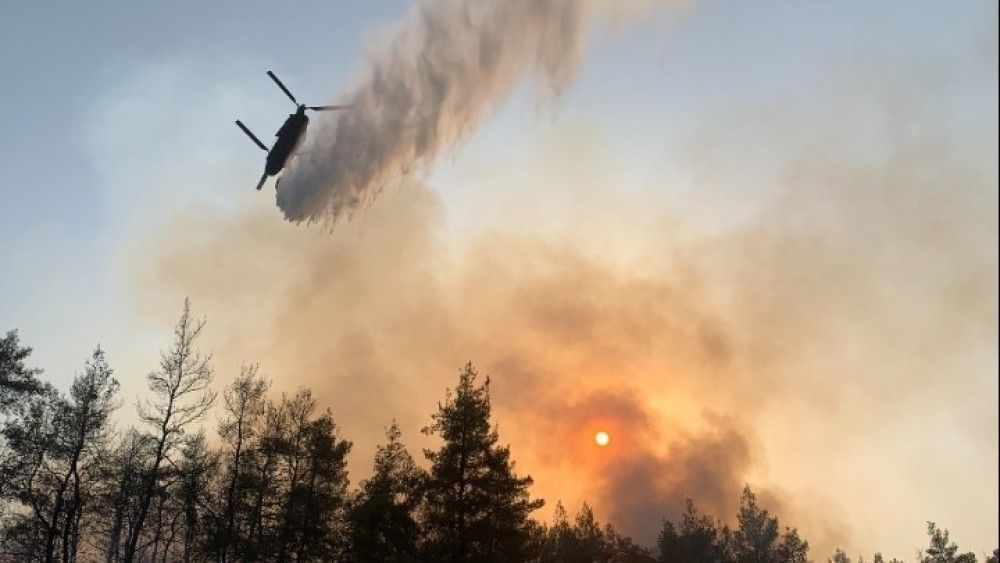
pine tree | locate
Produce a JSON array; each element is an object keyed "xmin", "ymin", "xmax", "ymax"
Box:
[
  {"xmin": 0, "ymin": 330, "xmax": 46, "ymax": 412},
  {"xmin": 175, "ymin": 431, "xmax": 217, "ymax": 562},
  {"xmin": 921, "ymin": 523, "xmax": 976, "ymax": 563},
  {"xmin": 99, "ymin": 430, "xmax": 152, "ymax": 562},
  {"xmin": 657, "ymin": 499, "xmax": 726, "ymax": 563},
  {"xmin": 603, "ymin": 521, "xmax": 655, "ymax": 562},
  {"xmin": 240, "ymin": 397, "xmax": 287, "ymax": 561},
  {"xmin": 48, "ymin": 347, "xmax": 120, "ymax": 562},
  {"xmin": 0, "ymin": 346, "xmax": 119, "ymax": 561},
  {"xmin": 537, "ymin": 502, "xmax": 654, "ymax": 562},
  {"xmin": 569, "ymin": 503, "xmax": 605, "ymax": 561},
  {"xmin": 0, "ymin": 382, "xmax": 60, "ymax": 559},
  {"xmin": 275, "ymin": 390, "xmax": 352, "ymax": 561},
  {"xmin": 537, "ymin": 501, "xmax": 574, "ymax": 560},
  {"xmin": 421, "ymin": 362, "xmax": 543, "ymax": 562},
  {"xmin": 347, "ymin": 421, "xmax": 425, "ymax": 562},
  {"xmin": 214, "ymin": 364, "xmax": 269, "ymax": 562},
  {"xmin": 729, "ymin": 487, "xmax": 808, "ymax": 563},
  {"xmin": 123, "ymin": 299, "xmax": 216, "ymax": 562}
]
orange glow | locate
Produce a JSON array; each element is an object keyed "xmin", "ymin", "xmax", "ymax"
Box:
[{"xmin": 594, "ymin": 431, "xmax": 611, "ymax": 447}]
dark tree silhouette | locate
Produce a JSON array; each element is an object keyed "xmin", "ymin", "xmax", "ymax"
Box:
[
  {"xmin": 602, "ymin": 522, "xmax": 656, "ymax": 562},
  {"xmin": 214, "ymin": 364, "xmax": 268, "ymax": 562},
  {"xmin": 657, "ymin": 499, "xmax": 727, "ymax": 563},
  {"xmin": 47, "ymin": 348, "xmax": 119, "ymax": 562},
  {"xmin": 829, "ymin": 548, "xmax": 851, "ymax": 563},
  {"xmin": 273, "ymin": 390, "xmax": 352, "ymax": 561},
  {"xmin": 921, "ymin": 522, "xmax": 977, "ymax": 563},
  {"xmin": 536, "ymin": 502, "xmax": 574, "ymax": 560},
  {"xmin": 421, "ymin": 362, "xmax": 544, "ymax": 561},
  {"xmin": 0, "ymin": 330, "xmax": 46, "ymax": 412},
  {"xmin": 347, "ymin": 421, "xmax": 425, "ymax": 562},
  {"xmin": 654, "ymin": 490, "xmax": 812, "ymax": 563},
  {"xmin": 175, "ymin": 431, "xmax": 217, "ymax": 561},
  {"xmin": 565, "ymin": 503, "xmax": 606, "ymax": 561},
  {"xmin": 729, "ymin": 487, "xmax": 808, "ymax": 563},
  {"xmin": 0, "ymin": 346, "xmax": 118, "ymax": 562},
  {"xmin": 1, "ymin": 322, "xmax": 995, "ymax": 563},
  {"xmin": 97, "ymin": 430, "xmax": 152, "ymax": 562},
  {"xmin": 827, "ymin": 549, "xmax": 905, "ymax": 563},
  {"xmin": 123, "ymin": 299, "xmax": 216, "ymax": 562},
  {"xmin": 238, "ymin": 397, "xmax": 288, "ymax": 561},
  {"xmin": 535, "ymin": 501, "xmax": 654, "ymax": 562},
  {"xmin": 0, "ymin": 382, "xmax": 60, "ymax": 559}
]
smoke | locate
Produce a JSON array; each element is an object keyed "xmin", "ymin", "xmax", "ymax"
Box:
[
  {"xmin": 133, "ymin": 93, "xmax": 996, "ymax": 549},
  {"xmin": 276, "ymin": 0, "xmax": 682, "ymax": 224},
  {"xmin": 140, "ymin": 182, "xmax": 763, "ymax": 548},
  {"xmin": 119, "ymin": 3, "xmax": 997, "ymax": 555},
  {"xmin": 528, "ymin": 388, "xmax": 754, "ymax": 544}
]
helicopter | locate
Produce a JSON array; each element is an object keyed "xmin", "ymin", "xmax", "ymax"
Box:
[{"xmin": 235, "ymin": 71, "xmax": 350, "ymax": 190}]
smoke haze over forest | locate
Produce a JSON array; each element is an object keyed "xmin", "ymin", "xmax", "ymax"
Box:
[
  {"xmin": 0, "ymin": 0, "xmax": 996, "ymax": 559},
  {"xmin": 138, "ymin": 50, "xmax": 997, "ymax": 551}
]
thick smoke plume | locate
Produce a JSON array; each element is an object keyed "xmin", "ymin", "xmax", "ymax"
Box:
[
  {"xmin": 122, "ymin": 3, "xmax": 996, "ymax": 555},
  {"xmin": 136, "ymin": 95, "xmax": 996, "ymax": 549},
  {"xmin": 277, "ymin": 0, "xmax": 676, "ymax": 223}
]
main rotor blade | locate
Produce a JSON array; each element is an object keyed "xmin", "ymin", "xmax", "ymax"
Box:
[
  {"xmin": 267, "ymin": 70, "xmax": 298, "ymax": 105},
  {"xmin": 235, "ymin": 120, "xmax": 268, "ymax": 151},
  {"xmin": 307, "ymin": 105, "xmax": 353, "ymax": 111}
]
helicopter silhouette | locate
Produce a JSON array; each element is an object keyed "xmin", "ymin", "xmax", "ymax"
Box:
[{"xmin": 236, "ymin": 71, "xmax": 350, "ymax": 190}]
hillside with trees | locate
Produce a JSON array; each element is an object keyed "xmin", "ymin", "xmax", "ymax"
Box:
[{"xmin": 1, "ymin": 303, "xmax": 996, "ymax": 562}]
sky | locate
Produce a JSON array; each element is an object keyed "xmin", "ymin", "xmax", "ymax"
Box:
[{"xmin": 1, "ymin": 0, "xmax": 997, "ymax": 558}]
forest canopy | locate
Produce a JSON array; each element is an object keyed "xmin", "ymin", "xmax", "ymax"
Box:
[{"xmin": 1, "ymin": 303, "xmax": 995, "ymax": 562}]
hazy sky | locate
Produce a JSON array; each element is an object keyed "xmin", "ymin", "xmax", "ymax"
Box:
[{"xmin": 1, "ymin": 1, "xmax": 996, "ymax": 558}]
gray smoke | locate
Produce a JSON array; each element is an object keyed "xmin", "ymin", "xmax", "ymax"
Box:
[{"xmin": 276, "ymin": 0, "xmax": 674, "ymax": 223}]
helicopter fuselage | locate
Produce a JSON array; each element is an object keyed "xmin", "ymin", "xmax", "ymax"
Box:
[
  {"xmin": 237, "ymin": 71, "xmax": 351, "ymax": 190},
  {"xmin": 265, "ymin": 108, "xmax": 309, "ymax": 177}
]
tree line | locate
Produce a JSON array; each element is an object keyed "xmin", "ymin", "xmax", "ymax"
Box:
[{"xmin": 1, "ymin": 301, "xmax": 996, "ymax": 562}]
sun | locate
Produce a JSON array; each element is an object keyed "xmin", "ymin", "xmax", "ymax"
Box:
[{"xmin": 594, "ymin": 431, "xmax": 611, "ymax": 447}]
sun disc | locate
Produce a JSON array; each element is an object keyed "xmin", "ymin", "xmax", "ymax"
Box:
[{"xmin": 595, "ymin": 431, "xmax": 610, "ymax": 447}]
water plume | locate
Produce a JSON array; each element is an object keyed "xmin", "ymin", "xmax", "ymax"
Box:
[{"xmin": 276, "ymin": 0, "xmax": 680, "ymax": 223}]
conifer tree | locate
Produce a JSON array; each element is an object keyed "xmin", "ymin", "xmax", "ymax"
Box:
[
  {"xmin": 603, "ymin": 521, "xmax": 655, "ymax": 562},
  {"xmin": 539, "ymin": 501, "xmax": 574, "ymax": 560},
  {"xmin": 48, "ymin": 347, "xmax": 120, "ymax": 562},
  {"xmin": 214, "ymin": 364, "xmax": 269, "ymax": 562},
  {"xmin": 0, "ymin": 374, "xmax": 60, "ymax": 559},
  {"xmin": 0, "ymin": 346, "xmax": 118, "ymax": 561},
  {"xmin": 98, "ymin": 430, "xmax": 152, "ymax": 562},
  {"xmin": 421, "ymin": 362, "xmax": 543, "ymax": 562},
  {"xmin": 123, "ymin": 299, "xmax": 216, "ymax": 562},
  {"xmin": 537, "ymin": 502, "xmax": 654, "ymax": 562},
  {"xmin": 657, "ymin": 499, "xmax": 726, "ymax": 563},
  {"xmin": 569, "ymin": 503, "xmax": 605, "ymax": 561},
  {"xmin": 0, "ymin": 330, "xmax": 46, "ymax": 411},
  {"xmin": 729, "ymin": 487, "xmax": 808, "ymax": 563},
  {"xmin": 274, "ymin": 390, "xmax": 352, "ymax": 561},
  {"xmin": 175, "ymin": 431, "xmax": 217, "ymax": 562},
  {"xmin": 921, "ymin": 523, "xmax": 977, "ymax": 563},
  {"xmin": 347, "ymin": 421, "xmax": 425, "ymax": 562}
]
